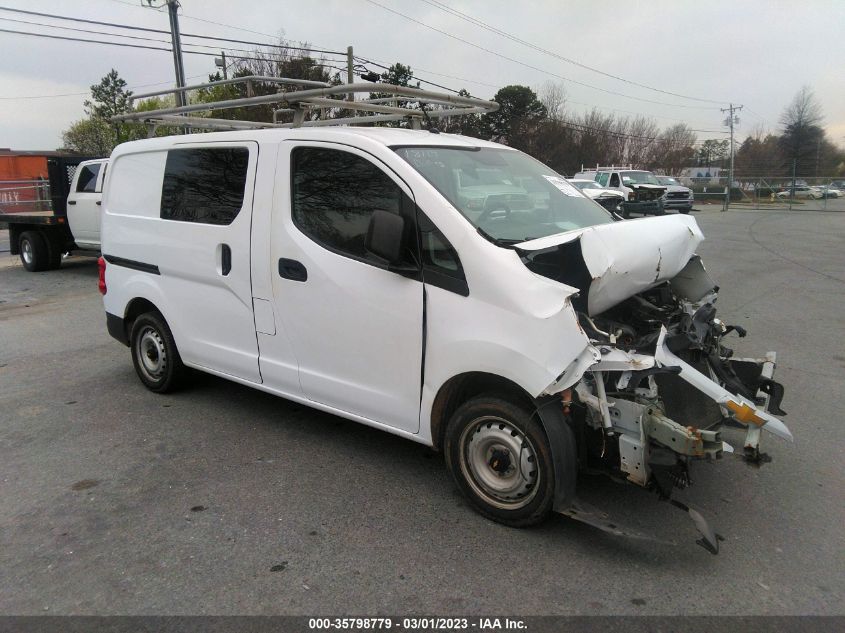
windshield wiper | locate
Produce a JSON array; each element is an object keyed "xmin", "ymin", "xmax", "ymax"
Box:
[{"xmin": 475, "ymin": 226, "xmax": 522, "ymax": 249}]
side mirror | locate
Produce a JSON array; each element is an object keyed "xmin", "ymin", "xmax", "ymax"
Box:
[{"xmin": 365, "ymin": 210, "xmax": 406, "ymax": 265}]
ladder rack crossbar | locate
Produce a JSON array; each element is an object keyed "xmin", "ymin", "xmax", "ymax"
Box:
[{"xmin": 113, "ymin": 80, "xmax": 498, "ymax": 131}]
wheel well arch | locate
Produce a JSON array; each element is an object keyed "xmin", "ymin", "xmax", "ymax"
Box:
[
  {"xmin": 123, "ymin": 297, "xmax": 162, "ymax": 334},
  {"xmin": 429, "ymin": 372, "xmax": 535, "ymax": 452}
]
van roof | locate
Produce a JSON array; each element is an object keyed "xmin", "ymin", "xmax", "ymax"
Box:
[{"xmin": 110, "ymin": 127, "xmax": 508, "ymax": 157}]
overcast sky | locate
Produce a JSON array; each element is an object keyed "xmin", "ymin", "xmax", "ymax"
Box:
[{"xmin": 1, "ymin": 0, "xmax": 843, "ymax": 151}]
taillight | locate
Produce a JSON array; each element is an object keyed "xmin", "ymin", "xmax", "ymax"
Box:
[{"xmin": 98, "ymin": 256, "xmax": 107, "ymax": 295}]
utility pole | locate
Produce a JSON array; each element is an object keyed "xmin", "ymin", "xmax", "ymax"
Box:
[
  {"xmin": 144, "ymin": 1, "xmax": 187, "ymax": 108},
  {"xmin": 167, "ymin": 1, "xmax": 187, "ymax": 107},
  {"xmin": 721, "ymin": 103, "xmax": 742, "ymax": 212},
  {"xmin": 215, "ymin": 51, "xmax": 228, "ymax": 80},
  {"xmin": 347, "ymin": 46, "xmax": 354, "ymax": 102}
]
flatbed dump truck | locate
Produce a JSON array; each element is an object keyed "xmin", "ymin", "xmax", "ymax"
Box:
[{"xmin": 0, "ymin": 153, "xmax": 105, "ymax": 271}]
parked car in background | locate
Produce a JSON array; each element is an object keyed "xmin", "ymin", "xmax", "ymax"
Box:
[
  {"xmin": 812, "ymin": 185, "xmax": 841, "ymax": 199},
  {"xmin": 655, "ymin": 175, "xmax": 694, "ymax": 213},
  {"xmin": 567, "ymin": 178, "xmax": 624, "ymax": 213},
  {"xmin": 775, "ymin": 185, "xmax": 818, "ymax": 200}
]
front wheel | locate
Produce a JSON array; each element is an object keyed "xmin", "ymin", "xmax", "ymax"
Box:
[
  {"xmin": 444, "ymin": 396, "xmax": 557, "ymax": 527},
  {"xmin": 130, "ymin": 312, "xmax": 185, "ymax": 393}
]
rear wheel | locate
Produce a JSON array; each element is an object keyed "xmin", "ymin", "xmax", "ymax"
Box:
[
  {"xmin": 45, "ymin": 232, "xmax": 64, "ymax": 270},
  {"xmin": 19, "ymin": 231, "xmax": 48, "ymax": 272},
  {"xmin": 130, "ymin": 312, "xmax": 185, "ymax": 393},
  {"xmin": 444, "ymin": 396, "xmax": 557, "ymax": 527}
]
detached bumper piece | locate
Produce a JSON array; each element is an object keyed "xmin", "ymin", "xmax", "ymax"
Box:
[{"xmin": 655, "ymin": 328, "xmax": 793, "ymax": 447}]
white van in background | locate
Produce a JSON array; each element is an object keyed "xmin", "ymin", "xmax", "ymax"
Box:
[{"xmin": 99, "ymin": 128, "xmax": 790, "ymax": 552}]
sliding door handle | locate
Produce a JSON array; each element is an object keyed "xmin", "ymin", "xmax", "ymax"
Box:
[
  {"xmin": 278, "ymin": 258, "xmax": 307, "ymax": 282},
  {"xmin": 221, "ymin": 244, "xmax": 232, "ymax": 276}
]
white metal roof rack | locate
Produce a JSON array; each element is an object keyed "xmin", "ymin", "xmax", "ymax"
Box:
[
  {"xmin": 112, "ymin": 75, "xmax": 498, "ymax": 134},
  {"xmin": 579, "ymin": 164, "xmax": 635, "ymax": 172}
]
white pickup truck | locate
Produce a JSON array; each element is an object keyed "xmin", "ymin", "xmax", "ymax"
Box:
[
  {"xmin": 575, "ymin": 166, "xmax": 668, "ymax": 218},
  {"xmin": 2, "ymin": 157, "xmax": 107, "ymax": 271}
]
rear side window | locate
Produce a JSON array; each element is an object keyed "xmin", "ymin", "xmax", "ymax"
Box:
[
  {"xmin": 160, "ymin": 147, "xmax": 249, "ymax": 225},
  {"xmin": 76, "ymin": 164, "xmax": 101, "ymax": 193},
  {"xmin": 291, "ymin": 147, "xmax": 409, "ymax": 264}
]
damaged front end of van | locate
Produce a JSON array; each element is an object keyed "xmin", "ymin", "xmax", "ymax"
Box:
[{"xmin": 519, "ymin": 215, "xmax": 791, "ymax": 554}]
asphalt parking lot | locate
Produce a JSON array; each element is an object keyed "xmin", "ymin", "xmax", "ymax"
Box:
[{"xmin": 0, "ymin": 207, "xmax": 843, "ymax": 616}]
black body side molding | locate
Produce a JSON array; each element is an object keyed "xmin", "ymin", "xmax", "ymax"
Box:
[{"xmin": 103, "ymin": 254, "xmax": 160, "ymax": 275}]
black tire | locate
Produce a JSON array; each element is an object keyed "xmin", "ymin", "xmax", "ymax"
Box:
[
  {"xmin": 129, "ymin": 312, "xmax": 185, "ymax": 393},
  {"xmin": 18, "ymin": 231, "xmax": 49, "ymax": 272},
  {"xmin": 444, "ymin": 396, "xmax": 558, "ymax": 527},
  {"xmin": 621, "ymin": 205, "xmax": 631, "ymax": 219},
  {"xmin": 679, "ymin": 208, "xmax": 691, "ymax": 214},
  {"xmin": 45, "ymin": 233, "xmax": 64, "ymax": 270}
]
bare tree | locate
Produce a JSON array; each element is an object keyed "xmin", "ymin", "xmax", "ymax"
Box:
[
  {"xmin": 779, "ymin": 85, "xmax": 825, "ymax": 175},
  {"xmin": 625, "ymin": 116, "xmax": 659, "ymax": 168},
  {"xmin": 649, "ymin": 124, "xmax": 697, "ymax": 175},
  {"xmin": 538, "ymin": 82, "xmax": 566, "ymax": 122}
]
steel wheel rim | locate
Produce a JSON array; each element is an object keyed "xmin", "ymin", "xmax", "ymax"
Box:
[
  {"xmin": 22, "ymin": 239, "xmax": 33, "ymax": 265},
  {"xmin": 459, "ymin": 415, "xmax": 540, "ymax": 510},
  {"xmin": 136, "ymin": 326, "xmax": 167, "ymax": 381}
]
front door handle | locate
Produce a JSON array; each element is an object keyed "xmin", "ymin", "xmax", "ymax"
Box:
[
  {"xmin": 67, "ymin": 200, "xmax": 76, "ymax": 205},
  {"xmin": 221, "ymin": 244, "xmax": 232, "ymax": 276},
  {"xmin": 278, "ymin": 258, "xmax": 307, "ymax": 282}
]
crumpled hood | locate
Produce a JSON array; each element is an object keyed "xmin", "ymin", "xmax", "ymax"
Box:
[
  {"xmin": 584, "ymin": 188, "xmax": 624, "ymax": 200},
  {"xmin": 517, "ymin": 215, "xmax": 705, "ymax": 315}
]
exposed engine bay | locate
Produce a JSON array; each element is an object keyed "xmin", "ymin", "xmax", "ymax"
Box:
[{"xmin": 517, "ymin": 215, "xmax": 792, "ymax": 553}]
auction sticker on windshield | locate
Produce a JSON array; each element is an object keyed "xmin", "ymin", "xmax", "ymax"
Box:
[{"xmin": 543, "ymin": 175, "xmax": 582, "ymax": 197}]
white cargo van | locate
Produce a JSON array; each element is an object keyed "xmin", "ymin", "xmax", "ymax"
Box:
[{"xmin": 101, "ymin": 87, "xmax": 790, "ymax": 553}]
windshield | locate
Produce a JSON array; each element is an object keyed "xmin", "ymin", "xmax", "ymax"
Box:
[
  {"xmin": 394, "ymin": 147, "xmax": 613, "ymax": 243},
  {"xmin": 621, "ymin": 171, "xmax": 661, "ymax": 185},
  {"xmin": 657, "ymin": 176, "xmax": 680, "ymax": 186}
]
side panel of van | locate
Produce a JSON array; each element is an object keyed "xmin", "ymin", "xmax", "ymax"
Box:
[
  {"xmin": 262, "ymin": 141, "xmax": 424, "ymax": 433},
  {"xmin": 104, "ymin": 142, "xmax": 261, "ymax": 383}
]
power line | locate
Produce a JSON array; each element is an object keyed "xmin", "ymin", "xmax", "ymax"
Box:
[
  {"xmin": 354, "ymin": 54, "xmax": 500, "ymax": 90},
  {"xmin": 419, "ymin": 0, "xmax": 727, "ymax": 105},
  {"xmin": 360, "ymin": 0, "xmax": 721, "ymax": 111},
  {"xmin": 0, "ymin": 5, "xmax": 347, "ymax": 55},
  {"xmin": 102, "ymin": 0, "xmax": 343, "ymax": 55},
  {"xmin": 355, "ymin": 55, "xmax": 729, "ymax": 129},
  {"xmin": 0, "ymin": 16, "xmax": 349, "ymax": 67},
  {"xmin": 0, "ymin": 15, "xmax": 175, "ymax": 46},
  {"xmin": 0, "ymin": 26, "xmax": 344, "ymax": 67},
  {"xmin": 0, "ymin": 73, "xmax": 208, "ymax": 101},
  {"xmin": 353, "ymin": 57, "xmax": 463, "ymax": 95},
  {"xmin": 0, "ymin": 25, "xmax": 172, "ymax": 52}
]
